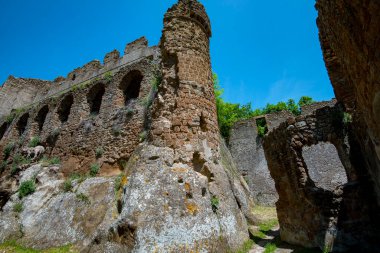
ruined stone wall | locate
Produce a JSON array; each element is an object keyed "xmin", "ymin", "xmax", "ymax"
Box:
[
  {"xmin": 300, "ymin": 99, "xmax": 336, "ymax": 116},
  {"xmin": 263, "ymin": 104, "xmax": 380, "ymax": 252},
  {"xmin": 265, "ymin": 110, "xmax": 294, "ymax": 132},
  {"xmin": 316, "ymin": 0, "xmax": 380, "ymax": 206},
  {"xmin": 0, "ymin": 37, "xmax": 157, "ymax": 119},
  {"xmin": 0, "ymin": 40, "xmax": 160, "ymax": 177},
  {"xmin": 0, "ymin": 77, "xmax": 51, "ymax": 118},
  {"xmin": 229, "ymin": 118, "xmax": 277, "ymax": 206}
]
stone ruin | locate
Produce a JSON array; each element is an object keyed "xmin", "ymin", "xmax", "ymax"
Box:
[
  {"xmin": 229, "ymin": 100, "xmax": 336, "ymax": 206},
  {"xmin": 258, "ymin": 0, "xmax": 380, "ymax": 252},
  {"xmin": 0, "ymin": 0, "xmax": 380, "ymax": 252},
  {"xmin": 0, "ymin": 1, "xmax": 254, "ymax": 252}
]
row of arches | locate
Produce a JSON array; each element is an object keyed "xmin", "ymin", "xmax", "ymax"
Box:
[{"xmin": 0, "ymin": 70, "xmax": 144, "ymax": 140}]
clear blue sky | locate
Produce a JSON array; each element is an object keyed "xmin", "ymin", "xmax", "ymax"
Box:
[{"xmin": 0, "ymin": 0, "xmax": 334, "ymax": 109}]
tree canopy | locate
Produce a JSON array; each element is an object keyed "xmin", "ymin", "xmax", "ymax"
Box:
[{"xmin": 213, "ymin": 73, "xmax": 315, "ymax": 140}]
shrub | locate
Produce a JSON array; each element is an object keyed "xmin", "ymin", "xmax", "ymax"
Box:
[
  {"xmin": 234, "ymin": 239, "xmax": 254, "ymax": 253},
  {"xmin": 6, "ymin": 114, "xmax": 15, "ymax": 124},
  {"xmin": 0, "ymin": 161, "xmax": 7, "ymax": 174},
  {"xmin": 112, "ymin": 126, "xmax": 121, "ymax": 137},
  {"xmin": 13, "ymin": 202, "xmax": 23, "ymax": 213},
  {"xmin": 95, "ymin": 147, "xmax": 104, "ymax": 159},
  {"xmin": 10, "ymin": 164, "xmax": 20, "ymax": 176},
  {"xmin": 139, "ymin": 131, "xmax": 147, "ymax": 142},
  {"xmin": 90, "ymin": 163, "xmax": 100, "ymax": 177},
  {"xmin": 11, "ymin": 154, "xmax": 30, "ymax": 174},
  {"xmin": 114, "ymin": 174, "xmax": 124, "ymax": 192},
  {"xmin": 343, "ymin": 112, "xmax": 353, "ymax": 125},
  {"xmin": 263, "ymin": 243, "xmax": 277, "ymax": 253},
  {"xmin": 104, "ymin": 71, "xmax": 113, "ymax": 82},
  {"xmin": 76, "ymin": 193, "xmax": 90, "ymax": 204},
  {"xmin": 63, "ymin": 179, "xmax": 73, "ymax": 192},
  {"xmin": 28, "ymin": 136, "xmax": 41, "ymax": 148},
  {"xmin": 49, "ymin": 157, "xmax": 61, "ymax": 165},
  {"xmin": 3, "ymin": 142, "xmax": 15, "ymax": 159},
  {"xmin": 211, "ymin": 195, "xmax": 220, "ymax": 213},
  {"xmin": 18, "ymin": 180, "xmax": 36, "ymax": 198}
]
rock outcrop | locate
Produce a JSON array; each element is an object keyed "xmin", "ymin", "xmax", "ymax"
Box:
[
  {"xmin": 316, "ymin": 0, "xmax": 380, "ymax": 207},
  {"xmin": 263, "ymin": 104, "xmax": 380, "ymax": 252}
]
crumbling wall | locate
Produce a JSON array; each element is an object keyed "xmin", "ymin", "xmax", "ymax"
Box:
[
  {"xmin": 0, "ymin": 77, "xmax": 51, "ymax": 118},
  {"xmin": 263, "ymin": 104, "xmax": 380, "ymax": 252},
  {"xmin": 0, "ymin": 40, "xmax": 160, "ymax": 177},
  {"xmin": 316, "ymin": 0, "xmax": 380, "ymax": 206},
  {"xmin": 301, "ymin": 99, "xmax": 336, "ymax": 116},
  {"xmin": 229, "ymin": 118, "xmax": 277, "ymax": 206}
]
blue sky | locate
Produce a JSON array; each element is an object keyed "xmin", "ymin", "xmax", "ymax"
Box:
[{"xmin": 0, "ymin": 0, "xmax": 334, "ymax": 109}]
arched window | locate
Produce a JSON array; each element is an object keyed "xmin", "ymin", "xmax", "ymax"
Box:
[
  {"xmin": 119, "ymin": 70, "xmax": 143, "ymax": 105},
  {"xmin": 87, "ymin": 83, "xmax": 105, "ymax": 115},
  {"xmin": 35, "ymin": 105, "xmax": 49, "ymax": 131},
  {"xmin": 17, "ymin": 113, "xmax": 29, "ymax": 136},
  {"xmin": 57, "ymin": 94, "xmax": 74, "ymax": 123},
  {"xmin": 0, "ymin": 123, "xmax": 7, "ymax": 140}
]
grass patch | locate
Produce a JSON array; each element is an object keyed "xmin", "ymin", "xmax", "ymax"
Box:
[
  {"xmin": 233, "ymin": 239, "xmax": 254, "ymax": 253},
  {"xmin": 28, "ymin": 136, "xmax": 41, "ymax": 148},
  {"xmin": 89, "ymin": 163, "xmax": 100, "ymax": 177},
  {"xmin": 263, "ymin": 243, "xmax": 277, "ymax": 253},
  {"xmin": 251, "ymin": 205, "xmax": 279, "ymax": 240},
  {"xmin": 114, "ymin": 174, "xmax": 123, "ymax": 192},
  {"xmin": 40, "ymin": 156, "xmax": 60, "ymax": 166},
  {"xmin": 3, "ymin": 142, "xmax": 15, "ymax": 159},
  {"xmin": 63, "ymin": 179, "xmax": 73, "ymax": 192},
  {"xmin": 76, "ymin": 193, "xmax": 90, "ymax": 205},
  {"xmin": 13, "ymin": 202, "xmax": 23, "ymax": 213},
  {"xmin": 259, "ymin": 219, "xmax": 279, "ymax": 232},
  {"xmin": 0, "ymin": 240, "xmax": 74, "ymax": 253},
  {"xmin": 18, "ymin": 180, "xmax": 36, "ymax": 199},
  {"xmin": 95, "ymin": 147, "xmax": 103, "ymax": 159},
  {"xmin": 211, "ymin": 195, "xmax": 220, "ymax": 213},
  {"xmin": 0, "ymin": 160, "xmax": 7, "ymax": 173},
  {"xmin": 139, "ymin": 131, "xmax": 147, "ymax": 142}
]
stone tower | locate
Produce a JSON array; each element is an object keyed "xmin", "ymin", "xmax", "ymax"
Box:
[{"xmin": 151, "ymin": 0, "xmax": 219, "ymax": 162}]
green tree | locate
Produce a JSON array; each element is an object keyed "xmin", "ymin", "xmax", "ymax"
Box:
[
  {"xmin": 213, "ymin": 72, "xmax": 315, "ymax": 140},
  {"xmin": 298, "ymin": 96, "xmax": 314, "ymax": 107}
]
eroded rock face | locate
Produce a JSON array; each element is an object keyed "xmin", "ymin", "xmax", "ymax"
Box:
[
  {"xmin": 263, "ymin": 105, "xmax": 380, "ymax": 251},
  {"xmin": 88, "ymin": 142, "xmax": 252, "ymax": 252},
  {"xmin": 0, "ymin": 165, "xmax": 118, "ymax": 250},
  {"xmin": 316, "ymin": 0, "xmax": 380, "ymax": 206}
]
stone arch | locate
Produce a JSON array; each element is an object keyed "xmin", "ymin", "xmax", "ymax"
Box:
[
  {"xmin": 57, "ymin": 94, "xmax": 74, "ymax": 123},
  {"xmin": 35, "ymin": 105, "xmax": 49, "ymax": 131},
  {"xmin": 87, "ymin": 83, "xmax": 105, "ymax": 115},
  {"xmin": 17, "ymin": 113, "xmax": 29, "ymax": 136},
  {"xmin": 0, "ymin": 123, "xmax": 7, "ymax": 140},
  {"xmin": 302, "ymin": 142, "xmax": 348, "ymax": 191},
  {"xmin": 119, "ymin": 70, "xmax": 143, "ymax": 105}
]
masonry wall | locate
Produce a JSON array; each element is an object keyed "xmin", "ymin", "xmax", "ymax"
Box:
[
  {"xmin": 150, "ymin": 0, "xmax": 219, "ymax": 163},
  {"xmin": 0, "ymin": 39, "xmax": 160, "ymax": 177},
  {"xmin": 229, "ymin": 118, "xmax": 277, "ymax": 206},
  {"xmin": 263, "ymin": 104, "xmax": 380, "ymax": 251}
]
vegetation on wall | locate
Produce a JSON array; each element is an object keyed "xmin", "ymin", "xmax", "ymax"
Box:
[{"xmin": 213, "ymin": 73, "xmax": 315, "ymax": 140}]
